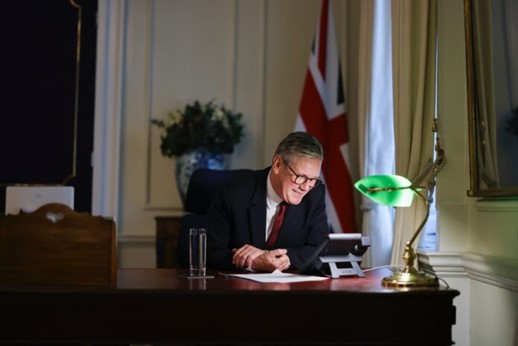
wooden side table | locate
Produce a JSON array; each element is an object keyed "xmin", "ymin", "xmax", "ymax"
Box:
[{"xmin": 155, "ymin": 216, "xmax": 183, "ymax": 268}]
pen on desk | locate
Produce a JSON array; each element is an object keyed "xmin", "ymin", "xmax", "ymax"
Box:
[{"xmin": 218, "ymin": 272, "xmax": 231, "ymax": 278}]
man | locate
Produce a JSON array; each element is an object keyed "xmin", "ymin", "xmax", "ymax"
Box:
[{"xmin": 207, "ymin": 131, "xmax": 330, "ymax": 272}]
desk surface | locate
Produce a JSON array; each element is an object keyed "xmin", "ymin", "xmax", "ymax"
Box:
[
  {"xmin": 0, "ymin": 268, "xmax": 459, "ymax": 345},
  {"xmin": 117, "ymin": 267, "xmax": 453, "ymax": 293}
]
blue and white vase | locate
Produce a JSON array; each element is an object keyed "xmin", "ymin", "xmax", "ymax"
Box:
[{"xmin": 175, "ymin": 149, "xmax": 227, "ymax": 204}]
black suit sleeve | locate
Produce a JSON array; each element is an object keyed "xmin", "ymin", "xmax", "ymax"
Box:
[{"xmin": 206, "ymin": 185, "xmax": 236, "ymax": 270}]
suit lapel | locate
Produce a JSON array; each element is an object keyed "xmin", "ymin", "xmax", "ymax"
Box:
[{"xmin": 248, "ymin": 169, "xmax": 269, "ymax": 248}]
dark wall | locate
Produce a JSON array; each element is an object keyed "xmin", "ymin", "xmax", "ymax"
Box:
[{"xmin": 0, "ymin": 0, "xmax": 98, "ymax": 213}]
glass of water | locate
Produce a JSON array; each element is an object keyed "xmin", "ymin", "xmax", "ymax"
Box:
[{"xmin": 189, "ymin": 228, "xmax": 207, "ymax": 277}]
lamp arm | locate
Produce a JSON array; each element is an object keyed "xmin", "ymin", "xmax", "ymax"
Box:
[
  {"xmin": 367, "ymin": 185, "xmax": 412, "ymax": 193},
  {"xmin": 407, "ymin": 188, "xmax": 430, "ymax": 247}
]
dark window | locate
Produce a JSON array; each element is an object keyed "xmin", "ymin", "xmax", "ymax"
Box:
[{"xmin": 0, "ymin": 0, "xmax": 97, "ymax": 213}]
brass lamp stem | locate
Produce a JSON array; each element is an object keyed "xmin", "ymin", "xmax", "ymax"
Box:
[
  {"xmin": 400, "ymin": 189, "xmax": 429, "ymax": 274},
  {"xmin": 382, "ymin": 188, "xmax": 438, "ymax": 287},
  {"xmin": 407, "ymin": 189, "xmax": 430, "ymax": 247}
]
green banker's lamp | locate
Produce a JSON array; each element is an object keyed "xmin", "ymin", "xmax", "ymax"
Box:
[{"xmin": 354, "ymin": 174, "xmax": 439, "ymax": 287}]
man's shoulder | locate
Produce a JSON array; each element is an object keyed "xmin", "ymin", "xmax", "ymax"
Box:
[
  {"xmin": 220, "ymin": 168, "xmax": 267, "ymax": 190},
  {"xmin": 215, "ymin": 167, "xmax": 268, "ymax": 203}
]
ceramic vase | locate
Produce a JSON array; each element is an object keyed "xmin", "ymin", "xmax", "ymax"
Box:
[{"xmin": 175, "ymin": 149, "xmax": 226, "ymax": 204}]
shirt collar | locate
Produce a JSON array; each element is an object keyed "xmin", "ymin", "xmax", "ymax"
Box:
[{"xmin": 267, "ymin": 170, "xmax": 283, "ymax": 209}]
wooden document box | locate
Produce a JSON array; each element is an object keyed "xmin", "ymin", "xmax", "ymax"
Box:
[{"xmin": 0, "ymin": 203, "xmax": 116, "ymax": 286}]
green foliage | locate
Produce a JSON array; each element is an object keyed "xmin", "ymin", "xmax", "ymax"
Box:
[{"xmin": 151, "ymin": 100, "xmax": 244, "ymax": 157}]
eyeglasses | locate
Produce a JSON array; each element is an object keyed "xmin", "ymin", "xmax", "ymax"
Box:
[{"xmin": 282, "ymin": 159, "xmax": 322, "ymax": 188}]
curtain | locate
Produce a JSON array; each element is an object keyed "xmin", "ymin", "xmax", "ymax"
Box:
[
  {"xmin": 390, "ymin": 0, "xmax": 437, "ymax": 265},
  {"xmin": 361, "ymin": 0, "xmax": 395, "ymax": 267},
  {"xmin": 472, "ymin": 0, "xmax": 499, "ymax": 188},
  {"xmin": 346, "ymin": 0, "xmax": 395, "ymax": 267},
  {"xmin": 353, "ymin": 0, "xmax": 374, "ymax": 268}
]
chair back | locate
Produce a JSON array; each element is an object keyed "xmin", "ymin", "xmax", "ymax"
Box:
[
  {"xmin": 177, "ymin": 168, "xmax": 252, "ymax": 267},
  {"xmin": 0, "ymin": 203, "xmax": 117, "ymax": 286}
]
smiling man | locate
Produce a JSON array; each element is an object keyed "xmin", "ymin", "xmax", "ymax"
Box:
[{"xmin": 207, "ymin": 132, "xmax": 330, "ymax": 272}]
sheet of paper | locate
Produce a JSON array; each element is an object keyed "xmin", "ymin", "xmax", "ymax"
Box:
[{"xmin": 227, "ymin": 270, "xmax": 329, "ymax": 283}]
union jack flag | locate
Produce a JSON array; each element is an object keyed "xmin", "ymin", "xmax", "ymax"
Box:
[{"xmin": 295, "ymin": 0, "xmax": 356, "ymax": 233}]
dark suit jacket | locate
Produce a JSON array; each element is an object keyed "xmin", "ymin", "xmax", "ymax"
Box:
[{"xmin": 207, "ymin": 167, "xmax": 330, "ymax": 270}]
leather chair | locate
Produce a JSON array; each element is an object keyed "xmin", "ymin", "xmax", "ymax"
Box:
[
  {"xmin": 0, "ymin": 203, "xmax": 117, "ymax": 286},
  {"xmin": 176, "ymin": 168, "xmax": 252, "ymax": 268}
]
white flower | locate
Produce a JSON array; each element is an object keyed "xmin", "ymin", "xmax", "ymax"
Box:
[
  {"xmin": 167, "ymin": 111, "xmax": 181, "ymax": 125},
  {"xmin": 222, "ymin": 114, "xmax": 230, "ymax": 129},
  {"xmin": 213, "ymin": 107, "xmax": 225, "ymax": 121}
]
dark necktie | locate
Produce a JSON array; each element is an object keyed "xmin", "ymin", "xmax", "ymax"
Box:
[{"xmin": 266, "ymin": 202, "xmax": 287, "ymax": 249}]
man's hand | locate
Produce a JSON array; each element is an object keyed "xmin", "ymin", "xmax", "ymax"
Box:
[
  {"xmin": 250, "ymin": 249, "xmax": 290, "ymax": 272},
  {"xmin": 232, "ymin": 244, "xmax": 266, "ymax": 269},
  {"xmin": 232, "ymin": 245, "xmax": 290, "ymax": 272}
]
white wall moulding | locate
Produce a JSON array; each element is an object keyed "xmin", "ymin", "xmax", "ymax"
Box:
[
  {"xmin": 142, "ymin": 206, "xmax": 184, "ymax": 215},
  {"xmin": 92, "ymin": 0, "xmax": 125, "ymax": 219},
  {"xmin": 462, "ymin": 252, "xmax": 518, "ymax": 292},
  {"xmin": 418, "ymin": 251, "xmax": 468, "ymax": 278},
  {"xmin": 419, "ymin": 251, "xmax": 518, "ymax": 291},
  {"xmin": 475, "ymin": 199, "xmax": 518, "ymax": 213},
  {"xmin": 117, "ymin": 234, "xmax": 156, "ymax": 269},
  {"xmin": 118, "ymin": 234, "xmax": 156, "ymax": 245}
]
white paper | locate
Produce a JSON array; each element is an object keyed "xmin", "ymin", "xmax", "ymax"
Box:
[{"xmin": 227, "ymin": 270, "xmax": 329, "ymax": 283}]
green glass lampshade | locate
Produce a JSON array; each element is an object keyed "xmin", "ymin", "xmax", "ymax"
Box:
[
  {"xmin": 354, "ymin": 175, "xmax": 415, "ymax": 207},
  {"xmin": 354, "ymin": 174, "xmax": 439, "ymax": 287}
]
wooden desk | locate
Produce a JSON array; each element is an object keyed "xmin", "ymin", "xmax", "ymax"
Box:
[{"xmin": 0, "ymin": 268, "xmax": 459, "ymax": 345}]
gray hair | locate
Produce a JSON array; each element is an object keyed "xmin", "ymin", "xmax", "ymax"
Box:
[{"xmin": 274, "ymin": 131, "xmax": 323, "ymax": 162}]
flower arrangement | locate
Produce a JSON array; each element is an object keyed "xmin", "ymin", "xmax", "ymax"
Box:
[{"xmin": 151, "ymin": 100, "xmax": 244, "ymax": 157}]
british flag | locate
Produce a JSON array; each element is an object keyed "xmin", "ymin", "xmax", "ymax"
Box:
[{"xmin": 295, "ymin": 0, "xmax": 356, "ymax": 233}]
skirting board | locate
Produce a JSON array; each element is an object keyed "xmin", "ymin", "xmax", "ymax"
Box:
[
  {"xmin": 117, "ymin": 234, "xmax": 156, "ymax": 268},
  {"xmin": 419, "ymin": 250, "xmax": 518, "ymax": 292}
]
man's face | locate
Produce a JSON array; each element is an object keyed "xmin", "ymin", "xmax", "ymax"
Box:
[{"xmin": 271, "ymin": 154, "xmax": 322, "ymax": 205}]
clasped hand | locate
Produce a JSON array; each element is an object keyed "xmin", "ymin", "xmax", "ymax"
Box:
[{"xmin": 232, "ymin": 244, "xmax": 290, "ymax": 272}]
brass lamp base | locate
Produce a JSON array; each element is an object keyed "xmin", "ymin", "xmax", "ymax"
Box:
[
  {"xmin": 383, "ymin": 242, "xmax": 439, "ymax": 287},
  {"xmin": 382, "ymin": 267, "xmax": 439, "ymax": 287}
]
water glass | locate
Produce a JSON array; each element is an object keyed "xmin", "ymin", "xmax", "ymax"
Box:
[{"xmin": 189, "ymin": 228, "xmax": 207, "ymax": 277}]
